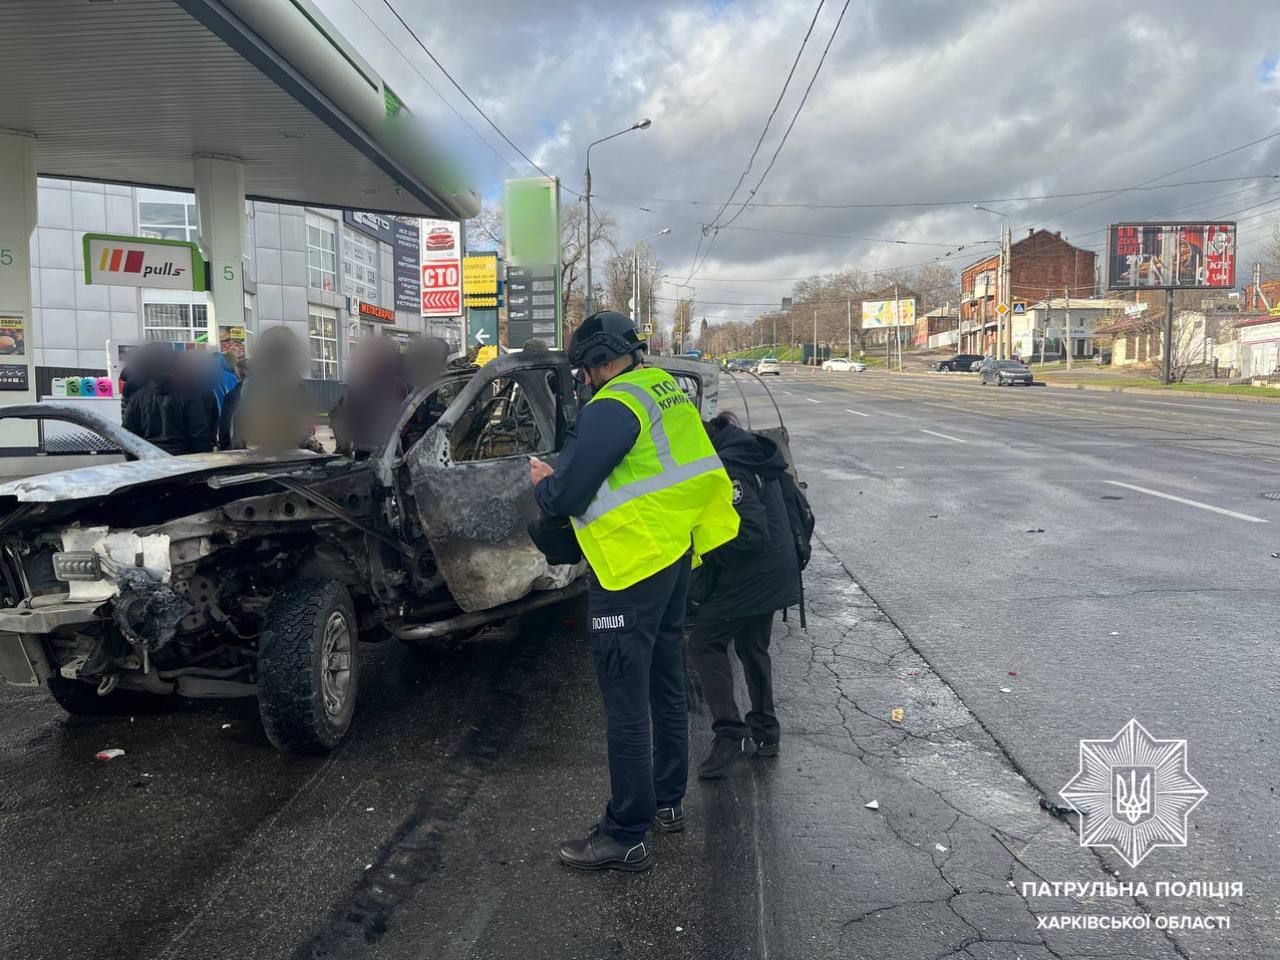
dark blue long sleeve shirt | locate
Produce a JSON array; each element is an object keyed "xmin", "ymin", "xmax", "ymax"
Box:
[{"xmin": 534, "ymin": 396, "xmax": 641, "ymax": 518}]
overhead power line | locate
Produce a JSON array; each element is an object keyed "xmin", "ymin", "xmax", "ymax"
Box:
[
  {"xmin": 687, "ymin": 0, "xmax": 852, "ymax": 282},
  {"xmin": 595, "ymin": 174, "xmax": 1280, "ymax": 212},
  {"xmin": 701, "ymin": 0, "xmax": 827, "ymax": 233}
]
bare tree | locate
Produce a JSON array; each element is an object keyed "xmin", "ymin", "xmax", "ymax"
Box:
[
  {"xmin": 914, "ymin": 263, "xmax": 960, "ymax": 310},
  {"xmin": 670, "ymin": 298, "xmax": 696, "ymax": 353},
  {"xmin": 465, "ymin": 201, "xmax": 504, "ymax": 253},
  {"xmin": 602, "ymin": 245, "xmax": 664, "ymax": 321},
  {"xmin": 559, "ymin": 199, "xmax": 617, "ymax": 341},
  {"xmin": 1262, "ymin": 224, "xmax": 1280, "ymax": 280}
]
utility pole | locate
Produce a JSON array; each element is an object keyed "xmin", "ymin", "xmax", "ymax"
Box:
[
  {"xmin": 847, "ymin": 299, "xmax": 852, "ymax": 360},
  {"xmin": 1161, "ymin": 289, "xmax": 1174, "ymax": 384},
  {"xmin": 893, "ymin": 282, "xmax": 902, "ymax": 372},
  {"xmin": 1064, "ymin": 287, "xmax": 1072, "ymax": 370},
  {"xmin": 812, "ymin": 308, "xmax": 818, "ymax": 366},
  {"xmin": 1003, "ymin": 224, "xmax": 1013, "ymax": 360},
  {"xmin": 1038, "ymin": 290, "xmax": 1047, "ymax": 367}
]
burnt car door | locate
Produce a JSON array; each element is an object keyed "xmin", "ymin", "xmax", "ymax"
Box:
[{"xmin": 397, "ymin": 353, "xmax": 578, "ymax": 613}]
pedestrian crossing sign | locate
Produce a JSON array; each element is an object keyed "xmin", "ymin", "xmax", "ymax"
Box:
[{"xmin": 1012, "ymin": 301, "xmax": 1027, "ymax": 315}]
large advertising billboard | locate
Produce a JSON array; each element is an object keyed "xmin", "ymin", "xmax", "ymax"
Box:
[
  {"xmin": 343, "ymin": 211, "xmax": 421, "ymax": 312},
  {"xmin": 861, "ymin": 298, "xmax": 916, "ymax": 329},
  {"xmin": 1106, "ymin": 222, "xmax": 1236, "ymax": 290}
]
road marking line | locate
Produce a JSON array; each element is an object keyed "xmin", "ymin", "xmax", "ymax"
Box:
[
  {"xmin": 845, "ymin": 408, "xmax": 870, "ymax": 417},
  {"xmin": 784, "ymin": 390, "xmax": 793, "ymax": 396},
  {"xmin": 1133, "ymin": 399, "xmax": 1252, "ymax": 414},
  {"xmin": 805, "ymin": 398, "xmax": 820, "ymax": 404},
  {"xmin": 876, "ymin": 409, "xmax": 912, "ymax": 419},
  {"xmin": 919, "ymin": 429, "xmax": 968, "ymax": 443},
  {"xmin": 1103, "ymin": 480, "xmax": 1269, "ymax": 523}
]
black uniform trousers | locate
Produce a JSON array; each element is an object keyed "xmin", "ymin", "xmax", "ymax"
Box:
[
  {"xmin": 688, "ymin": 611, "xmax": 780, "ymax": 743},
  {"xmin": 588, "ymin": 553, "xmax": 691, "ymax": 845}
]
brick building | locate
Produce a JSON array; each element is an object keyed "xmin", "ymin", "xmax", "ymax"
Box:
[{"xmin": 959, "ymin": 230, "xmax": 1097, "ymax": 353}]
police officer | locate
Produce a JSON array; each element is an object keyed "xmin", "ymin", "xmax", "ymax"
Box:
[{"xmin": 530, "ymin": 311, "xmax": 739, "ymax": 873}]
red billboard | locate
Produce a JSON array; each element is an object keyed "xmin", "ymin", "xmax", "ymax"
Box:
[{"xmin": 1106, "ymin": 222, "xmax": 1236, "ymax": 290}]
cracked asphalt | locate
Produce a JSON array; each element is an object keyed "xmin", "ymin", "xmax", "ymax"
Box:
[{"xmin": 0, "ymin": 366, "xmax": 1274, "ymax": 959}]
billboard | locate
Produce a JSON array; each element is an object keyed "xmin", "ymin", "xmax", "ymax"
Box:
[
  {"xmin": 861, "ymin": 298, "xmax": 916, "ymax": 329},
  {"xmin": 1107, "ymin": 222, "xmax": 1236, "ymax": 290},
  {"xmin": 344, "ymin": 211, "xmax": 421, "ymax": 312},
  {"xmin": 421, "ymin": 218, "xmax": 461, "ymax": 317}
]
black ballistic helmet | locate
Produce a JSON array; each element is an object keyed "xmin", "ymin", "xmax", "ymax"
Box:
[{"xmin": 567, "ymin": 311, "xmax": 647, "ymax": 368}]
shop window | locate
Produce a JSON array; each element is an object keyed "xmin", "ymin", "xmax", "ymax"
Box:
[
  {"xmin": 309, "ymin": 314, "xmax": 338, "ymax": 380},
  {"xmin": 144, "ymin": 303, "xmax": 207, "ymax": 342},
  {"xmin": 342, "ymin": 229, "xmax": 380, "ymax": 304},
  {"xmin": 307, "ymin": 215, "xmax": 338, "ymax": 293}
]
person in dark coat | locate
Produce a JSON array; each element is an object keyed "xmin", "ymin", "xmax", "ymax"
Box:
[
  {"xmin": 688, "ymin": 411, "xmax": 801, "ymax": 779},
  {"xmin": 123, "ymin": 364, "xmax": 215, "ymax": 455}
]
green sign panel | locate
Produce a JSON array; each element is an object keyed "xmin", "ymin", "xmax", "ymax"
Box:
[{"xmin": 504, "ymin": 177, "xmax": 562, "ymax": 348}]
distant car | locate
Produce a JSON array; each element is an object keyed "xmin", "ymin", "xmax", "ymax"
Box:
[
  {"xmin": 822, "ymin": 357, "xmax": 866, "ymax": 372},
  {"xmin": 425, "ymin": 227, "xmax": 455, "ymax": 251},
  {"xmin": 726, "ymin": 359, "xmax": 754, "ymax": 372},
  {"xmin": 969, "ymin": 357, "xmax": 990, "ymax": 372},
  {"xmin": 1093, "ymin": 350, "xmax": 1112, "ymax": 366},
  {"xmin": 979, "ymin": 359, "xmax": 1033, "ymax": 386},
  {"xmin": 933, "ymin": 353, "xmax": 986, "ymax": 373},
  {"xmin": 756, "ymin": 357, "xmax": 781, "ymax": 376}
]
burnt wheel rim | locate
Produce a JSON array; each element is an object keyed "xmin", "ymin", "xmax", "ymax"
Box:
[{"xmin": 320, "ymin": 610, "xmax": 353, "ymax": 718}]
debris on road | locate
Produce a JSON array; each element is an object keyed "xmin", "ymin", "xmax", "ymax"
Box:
[
  {"xmin": 865, "ymin": 800, "xmax": 880, "ymax": 810},
  {"xmin": 1025, "ymin": 528, "xmax": 1045, "ymax": 533},
  {"xmin": 1007, "ymin": 671, "xmax": 1018, "ymax": 676},
  {"xmin": 890, "ymin": 707, "xmax": 904, "ymax": 722},
  {"xmin": 935, "ymin": 843, "xmax": 948, "ymax": 853},
  {"xmin": 95, "ymin": 748, "xmax": 125, "ymax": 761},
  {"xmin": 999, "ymin": 687, "xmax": 1012, "ymax": 694},
  {"xmin": 221, "ymin": 723, "xmax": 231, "ymax": 730}
]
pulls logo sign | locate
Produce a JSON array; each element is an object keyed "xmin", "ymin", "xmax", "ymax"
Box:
[{"xmin": 83, "ymin": 234, "xmax": 204, "ymax": 292}]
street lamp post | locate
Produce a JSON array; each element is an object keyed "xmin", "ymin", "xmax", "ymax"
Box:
[
  {"xmin": 584, "ymin": 118, "xmax": 651, "ymax": 317},
  {"xmin": 974, "ymin": 205, "xmax": 1012, "ymax": 360},
  {"xmin": 631, "ymin": 228, "xmax": 670, "ymax": 332}
]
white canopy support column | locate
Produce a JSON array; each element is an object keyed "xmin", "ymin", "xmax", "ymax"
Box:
[
  {"xmin": 193, "ymin": 154, "xmax": 246, "ymax": 348},
  {"xmin": 0, "ymin": 130, "xmax": 38, "ymax": 446}
]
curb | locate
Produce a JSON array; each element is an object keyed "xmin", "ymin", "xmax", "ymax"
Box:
[
  {"xmin": 782, "ymin": 362, "xmax": 1280, "ymax": 406},
  {"xmin": 1038, "ymin": 381, "xmax": 1280, "ymax": 405}
]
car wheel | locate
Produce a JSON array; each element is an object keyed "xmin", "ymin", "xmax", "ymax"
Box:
[
  {"xmin": 258, "ymin": 578, "xmax": 359, "ymax": 754},
  {"xmin": 46, "ymin": 673, "xmax": 172, "ymax": 717}
]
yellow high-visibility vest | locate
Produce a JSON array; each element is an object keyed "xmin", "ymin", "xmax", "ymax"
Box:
[{"xmin": 570, "ymin": 367, "xmax": 739, "ymax": 591}]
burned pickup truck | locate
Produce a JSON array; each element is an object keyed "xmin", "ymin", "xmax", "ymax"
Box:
[{"xmin": 0, "ymin": 353, "xmax": 719, "ymax": 753}]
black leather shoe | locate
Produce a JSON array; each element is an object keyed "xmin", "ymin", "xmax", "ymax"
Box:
[
  {"xmin": 754, "ymin": 738, "xmax": 780, "ymax": 757},
  {"xmin": 558, "ymin": 827, "xmax": 654, "ymax": 872},
  {"xmin": 698, "ymin": 735, "xmax": 757, "ymax": 779},
  {"xmin": 653, "ymin": 804, "xmax": 684, "ymax": 833}
]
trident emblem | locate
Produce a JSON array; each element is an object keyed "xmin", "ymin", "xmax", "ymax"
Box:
[{"xmin": 1113, "ymin": 767, "xmax": 1153, "ymax": 824}]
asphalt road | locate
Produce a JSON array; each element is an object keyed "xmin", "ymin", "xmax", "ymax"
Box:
[
  {"xmin": 0, "ymin": 367, "xmax": 1274, "ymax": 959},
  {"xmin": 723, "ymin": 366, "xmax": 1280, "ymax": 957}
]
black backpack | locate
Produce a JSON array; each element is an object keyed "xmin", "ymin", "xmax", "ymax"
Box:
[
  {"xmin": 777, "ymin": 471, "xmax": 815, "ymax": 571},
  {"xmin": 776, "ymin": 470, "xmax": 815, "ymax": 630}
]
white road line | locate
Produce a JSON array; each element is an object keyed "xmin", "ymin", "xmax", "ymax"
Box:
[
  {"xmin": 844, "ymin": 408, "xmax": 870, "ymax": 417},
  {"xmin": 1133, "ymin": 399, "xmax": 1254, "ymax": 414},
  {"xmin": 805, "ymin": 398, "xmax": 820, "ymax": 404},
  {"xmin": 783, "ymin": 390, "xmax": 793, "ymax": 396},
  {"xmin": 1103, "ymin": 480, "xmax": 1269, "ymax": 523},
  {"xmin": 876, "ymin": 409, "xmax": 912, "ymax": 419},
  {"xmin": 919, "ymin": 429, "xmax": 968, "ymax": 443}
]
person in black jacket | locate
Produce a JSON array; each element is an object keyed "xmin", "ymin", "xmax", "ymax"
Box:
[{"xmin": 689, "ymin": 412, "xmax": 801, "ymax": 779}]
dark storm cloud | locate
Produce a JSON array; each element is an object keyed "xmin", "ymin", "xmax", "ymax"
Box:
[{"xmin": 319, "ymin": 0, "xmax": 1280, "ymax": 321}]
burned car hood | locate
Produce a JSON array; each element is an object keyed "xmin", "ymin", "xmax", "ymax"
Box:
[{"xmin": 0, "ymin": 449, "xmax": 333, "ymax": 504}]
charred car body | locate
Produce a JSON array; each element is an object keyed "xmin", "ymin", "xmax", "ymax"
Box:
[{"xmin": 0, "ymin": 353, "xmax": 719, "ymax": 753}]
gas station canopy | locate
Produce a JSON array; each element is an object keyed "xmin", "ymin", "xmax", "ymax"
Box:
[{"xmin": 0, "ymin": 0, "xmax": 479, "ymax": 219}]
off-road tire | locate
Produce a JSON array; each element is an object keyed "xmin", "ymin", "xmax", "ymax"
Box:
[
  {"xmin": 258, "ymin": 578, "xmax": 358, "ymax": 754},
  {"xmin": 46, "ymin": 674, "xmax": 170, "ymax": 716}
]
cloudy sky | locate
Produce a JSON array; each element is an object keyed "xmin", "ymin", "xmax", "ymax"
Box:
[{"xmin": 317, "ymin": 0, "xmax": 1280, "ymax": 324}]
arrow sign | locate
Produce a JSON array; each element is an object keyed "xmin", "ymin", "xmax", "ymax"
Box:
[{"xmin": 474, "ymin": 329, "xmax": 490, "ymax": 345}]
